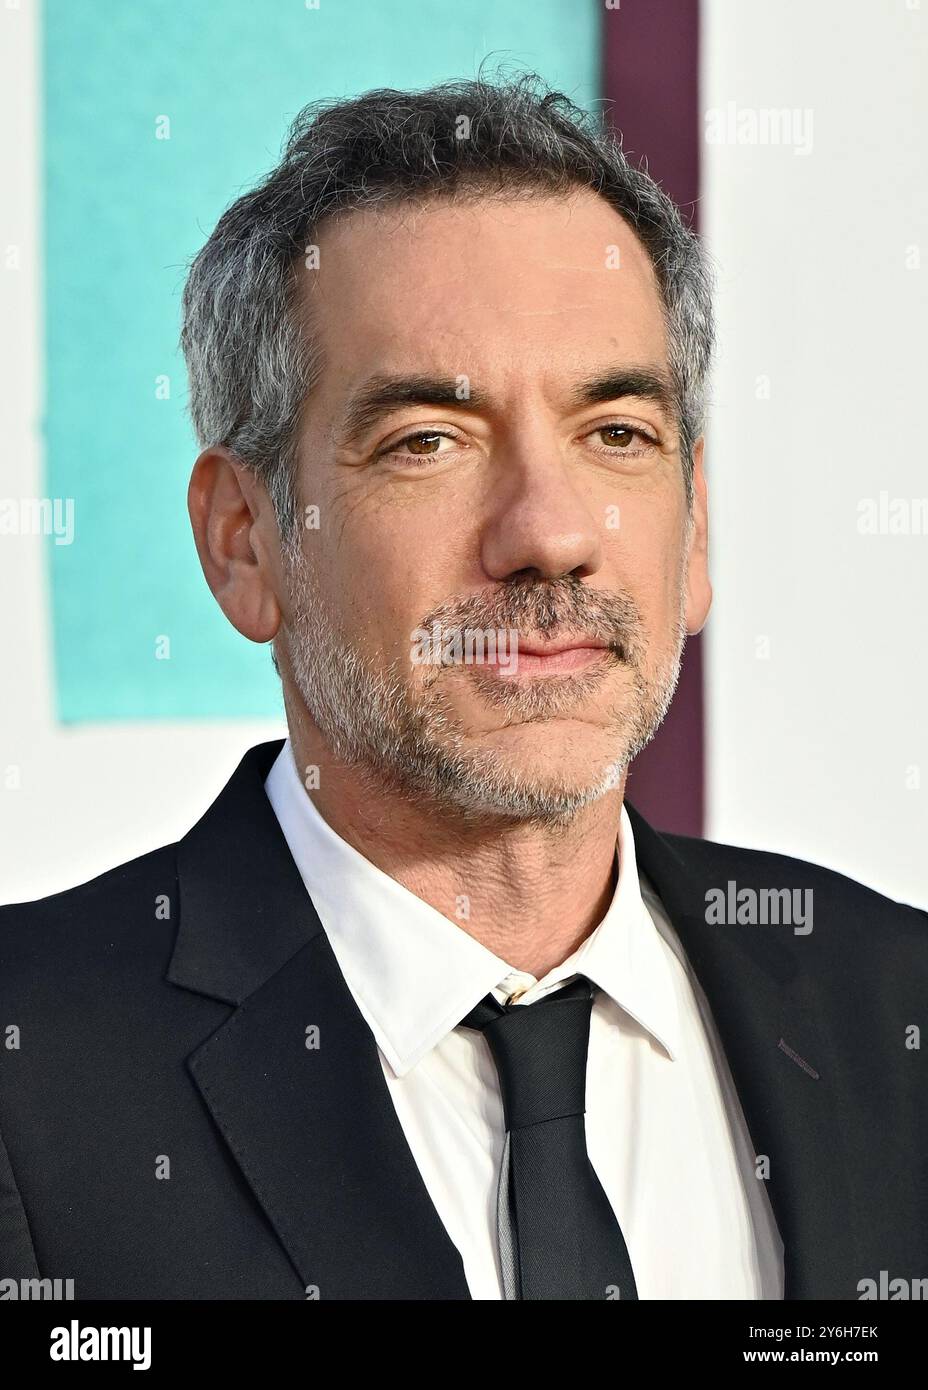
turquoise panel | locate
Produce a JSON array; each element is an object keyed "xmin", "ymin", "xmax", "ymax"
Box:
[{"xmin": 44, "ymin": 0, "xmax": 599, "ymax": 718}]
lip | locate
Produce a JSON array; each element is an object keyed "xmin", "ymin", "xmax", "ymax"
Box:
[
  {"xmin": 486, "ymin": 637, "xmax": 615, "ymax": 679},
  {"xmin": 513, "ymin": 638, "xmax": 610, "ymax": 657}
]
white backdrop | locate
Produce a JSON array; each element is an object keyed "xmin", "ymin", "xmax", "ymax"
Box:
[{"xmin": 702, "ymin": 0, "xmax": 927, "ymax": 906}]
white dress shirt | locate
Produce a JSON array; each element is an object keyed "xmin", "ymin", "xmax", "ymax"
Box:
[{"xmin": 264, "ymin": 739, "xmax": 784, "ymax": 1299}]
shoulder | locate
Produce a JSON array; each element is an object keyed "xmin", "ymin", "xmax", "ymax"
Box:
[
  {"xmin": 657, "ymin": 824, "xmax": 928, "ymax": 955},
  {"xmin": 0, "ymin": 842, "xmax": 180, "ymax": 981}
]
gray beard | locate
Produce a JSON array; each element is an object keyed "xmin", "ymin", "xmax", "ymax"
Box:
[{"xmin": 279, "ymin": 545, "xmax": 687, "ymax": 827}]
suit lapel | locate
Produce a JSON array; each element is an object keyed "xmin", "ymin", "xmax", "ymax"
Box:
[
  {"xmin": 169, "ymin": 739, "xmax": 470, "ymax": 1300},
  {"xmin": 627, "ymin": 804, "xmax": 862, "ymax": 1298},
  {"xmin": 169, "ymin": 738, "xmax": 860, "ymax": 1298}
]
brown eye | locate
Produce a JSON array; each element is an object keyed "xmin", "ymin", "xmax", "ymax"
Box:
[
  {"xmin": 600, "ymin": 426, "xmax": 635, "ymax": 448},
  {"xmin": 586, "ymin": 422, "xmax": 658, "ymax": 467},
  {"xmin": 376, "ymin": 428, "xmax": 464, "ymax": 470},
  {"xmin": 405, "ymin": 432, "xmax": 442, "ymax": 455}
]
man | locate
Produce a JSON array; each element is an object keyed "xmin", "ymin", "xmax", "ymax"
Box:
[{"xmin": 1, "ymin": 75, "xmax": 925, "ymax": 1302}]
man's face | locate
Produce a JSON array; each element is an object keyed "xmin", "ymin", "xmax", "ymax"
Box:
[{"xmin": 277, "ymin": 188, "xmax": 710, "ymax": 822}]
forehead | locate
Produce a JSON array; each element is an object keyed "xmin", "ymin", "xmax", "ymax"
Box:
[{"xmin": 301, "ymin": 188, "xmax": 668, "ymax": 394}]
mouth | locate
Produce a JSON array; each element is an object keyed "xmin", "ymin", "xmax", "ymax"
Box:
[{"xmin": 487, "ymin": 636, "xmax": 619, "ymax": 680}]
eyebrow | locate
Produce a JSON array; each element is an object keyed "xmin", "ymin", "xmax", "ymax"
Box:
[
  {"xmin": 567, "ymin": 368, "xmax": 677, "ymax": 419},
  {"xmin": 336, "ymin": 367, "xmax": 677, "ymax": 444}
]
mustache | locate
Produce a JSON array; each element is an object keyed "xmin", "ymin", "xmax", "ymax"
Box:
[{"xmin": 418, "ymin": 575, "xmax": 644, "ymax": 664}]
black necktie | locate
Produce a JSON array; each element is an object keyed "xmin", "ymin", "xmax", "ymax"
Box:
[{"xmin": 460, "ymin": 974, "xmax": 639, "ymax": 1300}]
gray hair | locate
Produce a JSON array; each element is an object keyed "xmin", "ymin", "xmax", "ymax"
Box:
[{"xmin": 180, "ymin": 71, "xmax": 714, "ymax": 543}]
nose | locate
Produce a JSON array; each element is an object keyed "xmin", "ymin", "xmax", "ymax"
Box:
[{"xmin": 480, "ymin": 432, "xmax": 605, "ymax": 583}]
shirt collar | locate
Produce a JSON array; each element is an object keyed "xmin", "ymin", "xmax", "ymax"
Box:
[{"xmin": 264, "ymin": 738, "xmax": 682, "ymax": 1075}]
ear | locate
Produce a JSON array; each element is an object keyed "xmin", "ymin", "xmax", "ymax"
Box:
[
  {"xmin": 684, "ymin": 438, "xmax": 712, "ymax": 636},
  {"xmin": 186, "ymin": 446, "xmax": 283, "ymax": 644}
]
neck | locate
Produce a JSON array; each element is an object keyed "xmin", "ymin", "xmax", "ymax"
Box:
[{"xmin": 284, "ymin": 705, "xmax": 627, "ymax": 980}]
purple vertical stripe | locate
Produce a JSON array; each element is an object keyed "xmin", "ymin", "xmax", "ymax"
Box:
[{"xmin": 602, "ymin": 0, "xmax": 705, "ymax": 837}]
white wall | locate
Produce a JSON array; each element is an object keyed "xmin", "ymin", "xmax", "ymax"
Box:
[
  {"xmin": 702, "ymin": 0, "xmax": 928, "ymax": 905},
  {"xmin": 0, "ymin": 6, "xmax": 285, "ymax": 906}
]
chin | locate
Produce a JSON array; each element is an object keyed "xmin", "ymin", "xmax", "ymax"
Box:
[
  {"xmin": 425, "ymin": 739, "xmax": 628, "ymax": 826},
  {"xmin": 465, "ymin": 715, "xmax": 633, "ymax": 767}
]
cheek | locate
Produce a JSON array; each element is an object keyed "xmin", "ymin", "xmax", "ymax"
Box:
[
  {"xmin": 601, "ymin": 521, "xmax": 687, "ymax": 666},
  {"xmin": 315, "ymin": 531, "xmax": 446, "ymax": 663},
  {"xmin": 320, "ymin": 479, "xmax": 479, "ymax": 621},
  {"xmin": 606, "ymin": 500, "xmax": 686, "ymax": 596}
]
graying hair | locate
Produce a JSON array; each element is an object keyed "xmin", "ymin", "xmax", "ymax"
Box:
[{"xmin": 180, "ymin": 71, "xmax": 714, "ymax": 544}]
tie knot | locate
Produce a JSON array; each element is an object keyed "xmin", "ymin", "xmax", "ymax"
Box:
[{"xmin": 459, "ymin": 976, "xmax": 594, "ymax": 1131}]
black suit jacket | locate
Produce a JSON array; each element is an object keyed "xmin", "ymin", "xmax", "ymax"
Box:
[{"xmin": 1, "ymin": 738, "xmax": 926, "ymax": 1300}]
